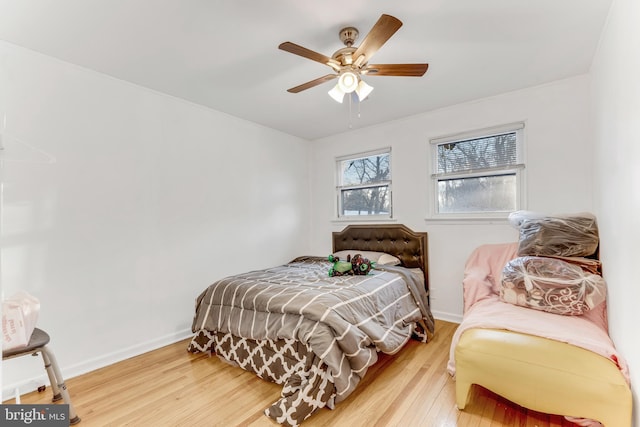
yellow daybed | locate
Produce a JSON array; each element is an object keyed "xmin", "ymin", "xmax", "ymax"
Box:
[{"xmin": 448, "ymin": 242, "xmax": 632, "ymax": 427}]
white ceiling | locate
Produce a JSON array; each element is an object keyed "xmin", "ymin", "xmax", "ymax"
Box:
[{"xmin": 0, "ymin": 0, "xmax": 612, "ymax": 140}]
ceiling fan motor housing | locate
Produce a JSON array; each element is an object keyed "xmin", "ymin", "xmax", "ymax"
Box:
[
  {"xmin": 332, "ymin": 47, "xmax": 357, "ymax": 67},
  {"xmin": 339, "ymin": 27, "xmax": 359, "ymax": 47}
]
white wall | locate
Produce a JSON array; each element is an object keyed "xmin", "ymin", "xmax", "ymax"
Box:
[
  {"xmin": 590, "ymin": 0, "xmax": 640, "ymax": 424},
  {"xmin": 0, "ymin": 41, "xmax": 311, "ymax": 398},
  {"xmin": 309, "ymin": 75, "xmax": 594, "ymax": 322}
]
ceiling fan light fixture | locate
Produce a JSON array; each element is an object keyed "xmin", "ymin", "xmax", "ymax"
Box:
[
  {"xmin": 328, "ymin": 85, "xmax": 345, "ymax": 103},
  {"xmin": 280, "ymin": 14, "xmax": 429, "ymax": 101},
  {"xmin": 355, "ymin": 80, "xmax": 374, "ymax": 101},
  {"xmin": 337, "ymin": 71, "xmax": 358, "ymax": 93}
]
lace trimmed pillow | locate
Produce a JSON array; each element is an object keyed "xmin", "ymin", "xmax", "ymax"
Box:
[{"xmin": 500, "ymin": 256, "xmax": 606, "ymax": 316}]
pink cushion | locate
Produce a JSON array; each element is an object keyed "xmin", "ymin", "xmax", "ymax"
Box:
[{"xmin": 463, "ymin": 242, "xmax": 518, "ymax": 313}]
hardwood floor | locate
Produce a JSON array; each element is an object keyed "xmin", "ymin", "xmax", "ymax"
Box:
[{"xmin": 5, "ymin": 320, "xmax": 580, "ymax": 426}]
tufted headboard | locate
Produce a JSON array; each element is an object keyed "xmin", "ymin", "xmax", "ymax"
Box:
[{"xmin": 332, "ymin": 224, "xmax": 429, "ymax": 293}]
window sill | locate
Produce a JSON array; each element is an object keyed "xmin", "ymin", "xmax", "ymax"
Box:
[
  {"xmin": 424, "ymin": 216, "xmax": 511, "ymax": 225},
  {"xmin": 331, "ymin": 217, "xmax": 397, "ymax": 223}
]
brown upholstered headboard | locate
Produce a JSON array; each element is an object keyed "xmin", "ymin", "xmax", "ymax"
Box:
[{"xmin": 332, "ymin": 224, "xmax": 429, "ymax": 293}]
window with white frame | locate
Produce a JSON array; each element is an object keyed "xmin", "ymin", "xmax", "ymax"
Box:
[
  {"xmin": 336, "ymin": 148, "xmax": 392, "ymax": 218},
  {"xmin": 429, "ymin": 123, "xmax": 525, "ymax": 218}
]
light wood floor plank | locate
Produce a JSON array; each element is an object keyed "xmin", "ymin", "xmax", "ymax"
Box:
[{"xmin": 4, "ymin": 320, "xmax": 581, "ymax": 426}]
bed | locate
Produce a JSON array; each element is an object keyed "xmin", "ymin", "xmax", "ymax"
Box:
[
  {"xmin": 188, "ymin": 224, "xmax": 434, "ymax": 426},
  {"xmin": 447, "ymin": 241, "xmax": 632, "ymax": 427}
]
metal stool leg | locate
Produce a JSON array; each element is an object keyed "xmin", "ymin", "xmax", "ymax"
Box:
[
  {"xmin": 40, "ymin": 346, "xmax": 81, "ymax": 425},
  {"xmin": 40, "ymin": 349, "xmax": 63, "ymax": 401}
]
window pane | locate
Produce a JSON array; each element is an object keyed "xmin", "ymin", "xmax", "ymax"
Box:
[
  {"xmin": 437, "ymin": 174, "xmax": 516, "ymax": 213},
  {"xmin": 341, "ymin": 186, "xmax": 390, "ymax": 216},
  {"xmin": 437, "ymin": 132, "xmax": 517, "ymax": 174},
  {"xmin": 341, "ymin": 153, "xmax": 390, "ymax": 186}
]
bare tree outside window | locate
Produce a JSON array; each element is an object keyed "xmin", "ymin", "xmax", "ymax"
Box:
[
  {"xmin": 437, "ymin": 133, "xmax": 516, "ymax": 173},
  {"xmin": 338, "ymin": 151, "xmax": 391, "ymax": 217},
  {"xmin": 432, "ymin": 127, "xmax": 523, "ymax": 216}
]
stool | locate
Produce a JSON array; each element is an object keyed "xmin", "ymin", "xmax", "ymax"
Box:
[{"xmin": 3, "ymin": 328, "xmax": 81, "ymax": 424}]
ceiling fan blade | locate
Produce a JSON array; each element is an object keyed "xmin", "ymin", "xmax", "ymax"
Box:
[
  {"xmin": 364, "ymin": 63, "xmax": 429, "ymax": 77},
  {"xmin": 352, "ymin": 14, "xmax": 403, "ymax": 66},
  {"xmin": 286, "ymin": 74, "xmax": 337, "ymax": 93},
  {"xmin": 279, "ymin": 42, "xmax": 338, "ymax": 68}
]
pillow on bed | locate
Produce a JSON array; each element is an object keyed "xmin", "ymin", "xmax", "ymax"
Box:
[
  {"xmin": 332, "ymin": 250, "xmax": 401, "ymax": 266},
  {"xmin": 500, "ymin": 256, "xmax": 607, "ymax": 316}
]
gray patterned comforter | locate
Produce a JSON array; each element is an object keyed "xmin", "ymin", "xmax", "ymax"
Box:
[{"xmin": 189, "ymin": 256, "xmax": 434, "ymax": 425}]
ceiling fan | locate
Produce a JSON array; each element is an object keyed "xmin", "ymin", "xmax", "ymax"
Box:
[{"xmin": 278, "ymin": 14, "xmax": 429, "ymax": 103}]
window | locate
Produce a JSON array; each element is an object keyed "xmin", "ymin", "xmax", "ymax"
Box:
[
  {"xmin": 429, "ymin": 123, "xmax": 525, "ymax": 219},
  {"xmin": 336, "ymin": 148, "xmax": 391, "ymax": 218}
]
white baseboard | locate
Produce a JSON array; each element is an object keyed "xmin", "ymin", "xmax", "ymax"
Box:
[
  {"xmin": 432, "ymin": 310, "xmax": 463, "ymax": 324},
  {"xmin": 2, "ymin": 328, "xmax": 193, "ymax": 401}
]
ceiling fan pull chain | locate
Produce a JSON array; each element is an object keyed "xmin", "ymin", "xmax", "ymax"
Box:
[{"xmin": 348, "ymin": 93, "xmax": 353, "ymax": 129}]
